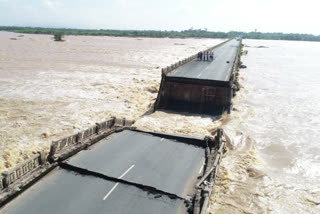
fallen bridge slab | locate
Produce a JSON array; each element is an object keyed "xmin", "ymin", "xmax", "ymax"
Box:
[
  {"xmin": 155, "ymin": 38, "xmax": 242, "ymax": 115},
  {"xmin": 0, "ymin": 129, "xmax": 224, "ymax": 214},
  {"xmin": 65, "ymin": 129, "xmax": 205, "ymax": 197}
]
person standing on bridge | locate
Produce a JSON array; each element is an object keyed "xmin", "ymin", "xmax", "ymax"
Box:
[
  {"xmin": 199, "ymin": 51, "xmax": 203, "ymax": 61},
  {"xmin": 210, "ymin": 51, "xmax": 214, "ymax": 61},
  {"xmin": 197, "ymin": 52, "xmax": 201, "ymax": 61}
]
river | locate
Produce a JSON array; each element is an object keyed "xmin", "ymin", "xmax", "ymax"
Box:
[
  {"xmin": 0, "ymin": 32, "xmax": 319, "ymax": 213},
  {"xmin": 208, "ymin": 39, "xmax": 320, "ymax": 213}
]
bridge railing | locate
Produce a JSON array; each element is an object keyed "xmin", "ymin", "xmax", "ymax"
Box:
[
  {"xmin": 115, "ymin": 117, "xmax": 135, "ymax": 127},
  {"xmin": 1, "ymin": 116, "xmax": 134, "ymax": 204},
  {"xmin": 1, "ymin": 151, "xmax": 45, "ymax": 188},
  {"xmin": 97, "ymin": 119, "xmax": 115, "ymax": 134},
  {"xmin": 48, "ymin": 118, "xmax": 115, "ymax": 159},
  {"xmin": 47, "ymin": 117, "xmax": 135, "ymax": 162}
]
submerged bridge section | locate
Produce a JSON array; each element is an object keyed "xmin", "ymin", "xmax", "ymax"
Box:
[{"xmin": 155, "ymin": 38, "xmax": 242, "ymax": 115}]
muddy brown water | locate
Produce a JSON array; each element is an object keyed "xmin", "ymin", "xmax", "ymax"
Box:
[
  {"xmin": 0, "ymin": 31, "xmax": 223, "ymax": 169},
  {"xmin": 1, "ymin": 32, "xmax": 319, "ymax": 213},
  {"xmin": 208, "ymin": 40, "xmax": 320, "ymax": 214}
]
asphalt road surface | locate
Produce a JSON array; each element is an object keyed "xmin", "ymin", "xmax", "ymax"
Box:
[
  {"xmin": 169, "ymin": 39, "xmax": 241, "ymax": 81},
  {"xmin": 0, "ymin": 130, "xmax": 206, "ymax": 214}
]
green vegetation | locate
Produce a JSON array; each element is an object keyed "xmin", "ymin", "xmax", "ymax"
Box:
[
  {"xmin": 1, "ymin": 26, "xmax": 320, "ymax": 42},
  {"xmin": 53, "ymin": 31, "xmax": 64, "ymax": 41}
]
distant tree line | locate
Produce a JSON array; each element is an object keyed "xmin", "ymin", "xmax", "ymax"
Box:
[{"xmin": 1, "ymin": 26, "xmax": 320, "ymax": 42}]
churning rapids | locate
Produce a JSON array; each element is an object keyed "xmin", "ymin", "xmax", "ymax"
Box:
[{"xmin": 0, "ymin": 31, "xmax": 319, "ymax": 213}]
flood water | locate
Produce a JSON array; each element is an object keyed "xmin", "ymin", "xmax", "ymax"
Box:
[
  {"xmin": 0, "ymin": 31, "xmax": 319, "ymax": 213},
  {"xmin": 0, "ymin": 31, "xmax": 223, "ymax": 169},
  {"xmin": 209, "ymin": 40, "xmax": 320, "ymax": 213}
]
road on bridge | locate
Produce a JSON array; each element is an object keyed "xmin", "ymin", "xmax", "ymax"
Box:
[
  {"xmin": 0, "ymin": 130, "xmax": 206, "ymax": 214},
  {"xmin": 168, "ymin": 39, "xmax": 241, "ymax": 81}
]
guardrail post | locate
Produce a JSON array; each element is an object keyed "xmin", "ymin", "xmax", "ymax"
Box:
[
  {"xmin": 216, "ymin": 128, "xmax": 223, "ymax": 145},
  {"xmin": 48, "ymin": 141, "xmax": 57, "ymax": 161},
  {"xmin": 37, "ymin": 150, "xmax": 45, "ymax": 165},
  {"xmin": 1, "ymin": 171, "xmax": 9, "ymax": 188},
  {"xmin": 96, "ymin": 122, "xmax": 101, "ymax": 134},
  {"xmin": 77, "ymin": 131, "xmax": 84, "ymax": 143},
  {"xmin": 0, "ymin": 176, "xmax": 4, "ymax": 190},
  {"xmin": 110, "ymin": 116, "xmax": 116, "ymax": 127}
]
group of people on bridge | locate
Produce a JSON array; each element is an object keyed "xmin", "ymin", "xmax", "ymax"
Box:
[{"xmin": 197, "ymin": 51, "xmax": 214, "ymax": 61}]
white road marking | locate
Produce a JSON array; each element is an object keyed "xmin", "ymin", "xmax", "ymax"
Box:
[
  {"xmin": 103, "ymin": 164, "xmax": 135, "ymax": 200},
  {"xmin": 103, "ymin": 183, "xmax": 119, "ymax": 200},
  {"xmin": 161, "ymin": 138, "xmax": 164, "ymax": 141},
  {"xmin": 118, "ymin": 164, "xmax": 135, "ymax": 179}
]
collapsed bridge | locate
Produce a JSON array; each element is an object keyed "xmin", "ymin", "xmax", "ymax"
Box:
[
  {"xmin": 155, "ymin": 38, "xmax": 242, "ymax": 115},
  {"xmin": 0, "ymin": 38, "xmax": 242, "ymax": 214}
]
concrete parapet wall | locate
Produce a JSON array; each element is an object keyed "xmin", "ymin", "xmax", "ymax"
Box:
[
  {"xmin": 1, "ymin": 151, "xmax": 45, "ymax": 188},
  {"xmin": 114, "ymin": 118, "xmax": 135, "ymax": 127},
  {"xmin": 0, "ymin": 116, "xmax": 133, "ymax": 207},
  {"xmin": 48, "ymin": 117, "xmax": 134, "ymax": 162},
  {"xmin": 97, "ymin": 118, "xmax": 115, "ymax": 133},
  {"xmin": 82, "ymin": 125, "xmax": 98, "ymax": 140}
]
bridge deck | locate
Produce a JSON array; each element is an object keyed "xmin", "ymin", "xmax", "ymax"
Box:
[
  {"xmin": 0, "ymin": 130, "xmax": 205, "ymax": 214},
  {"xmin": 168, "ymin": 39, "xmax": 240, "ymax": 81}
]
